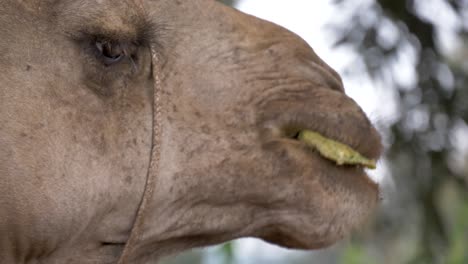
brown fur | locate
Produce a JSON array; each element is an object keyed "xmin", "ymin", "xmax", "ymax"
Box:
[{"xmin": 0, "ymin": 1, "xmax": 382, "ymax": 263}]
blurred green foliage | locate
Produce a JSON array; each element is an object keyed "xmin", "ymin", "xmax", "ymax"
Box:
[
  {"xmin": 330, "ymin": 0, "xmax": 468, "ymax": 263},
  {"xmin": 340, "ymin": 243, "xmax": 375, "ymax": 264},
  {"xmin": 219, "ymin": 243, "xmax": 235, "ymax": 264},
  {"xmin": 219, "ymin": 0, "xmax": 237, "ymax": 7},
  {"xmin": 446, "ymin": 183, "xmax": 468, "ymax": 264}
]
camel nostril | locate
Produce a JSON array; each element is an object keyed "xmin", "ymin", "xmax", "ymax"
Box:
[{"xmin": 307, "ymin": 61, "xmax": 345, "ymax": 93}]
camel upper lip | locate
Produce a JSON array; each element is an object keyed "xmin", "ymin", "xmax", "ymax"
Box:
[{"xmin": 258, "ymin": 108, "xmax": 383, "ymax": 163}]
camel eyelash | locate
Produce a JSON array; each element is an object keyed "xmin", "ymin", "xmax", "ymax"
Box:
[
  {"xmin": 73, "ymin": 36, "xmax": 142, "ymax": 96},
  {"xmin": 91, "ymin": 38, "xmax": 139, "ymax": 67}
]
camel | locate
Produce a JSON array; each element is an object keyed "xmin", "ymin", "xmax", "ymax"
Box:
[{"xmin": 0, "ymin": 0, "xmax": 382, "ymax": 263}]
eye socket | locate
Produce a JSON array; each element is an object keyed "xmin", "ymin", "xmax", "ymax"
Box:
[{"xmin": 95, "ymin": 40, "xmax": 126, "ymax": 66}]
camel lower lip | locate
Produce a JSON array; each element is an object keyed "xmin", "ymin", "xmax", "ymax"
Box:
[
  {"xmin": 297, "ymin": 130, "xmax": 377, "ymax": 169},
  {"xmin": 320, "ymin": 152, "xmax": 380, "ymax": 186},
  {"xmin": 303, "ymin": 147, "xmax": 381, "ymax": 188}
]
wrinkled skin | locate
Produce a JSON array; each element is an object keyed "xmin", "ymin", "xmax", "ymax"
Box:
[{"xmin": 0, "ymin": 0, "xmax": 382, "ymax": 263}]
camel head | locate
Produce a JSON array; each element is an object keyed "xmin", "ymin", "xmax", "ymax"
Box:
[{"xmin": 0, "ymin": 0, "xmax": 382, "ymax": 263}]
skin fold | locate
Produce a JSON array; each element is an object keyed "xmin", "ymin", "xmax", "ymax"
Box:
[{"xmin": 0, "ymin": 0, "xmax": 382, "ymax": 263}]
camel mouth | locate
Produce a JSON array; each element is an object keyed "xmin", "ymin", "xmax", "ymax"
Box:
[
  {"xmin": 293, "ymin": 130, "xmax": 377, "ymax": 169},
  {"xmin": 258, "ymin": 100, "xmax": 383, "ymax": 166},
  {"xmin": 277, "ymin": 129, "xmax": 381, "ymax": 190}
]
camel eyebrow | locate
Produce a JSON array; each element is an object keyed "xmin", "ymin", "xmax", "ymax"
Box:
[
  {"xmin": 71, "ymin": 24, "xmax": 145, "ymax": 45},
  {"xmin": 78, "ymin": 19, "xmax": 166, "ymax": 51},
  {"xmin": 135, "ymin": 19, "xmax": 163, "ymax": 46},
  {"xmin": 56, "ymin": 0, "xmax": 173, "ymax": 51}
]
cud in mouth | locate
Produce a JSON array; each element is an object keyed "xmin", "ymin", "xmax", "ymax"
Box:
[{"xmin": 295, "ymin": 130, "xmax": 377, "ymax": 169}]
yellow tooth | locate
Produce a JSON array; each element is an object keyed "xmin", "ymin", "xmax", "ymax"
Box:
[{"xmin": 298, "ymin": 130, "xmax": 376, "ymax": 169}]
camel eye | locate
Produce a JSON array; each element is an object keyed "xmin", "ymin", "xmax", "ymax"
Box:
[{"xmin": 95, "ymin": 40, "xmax": 126, "ymax": 65}]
